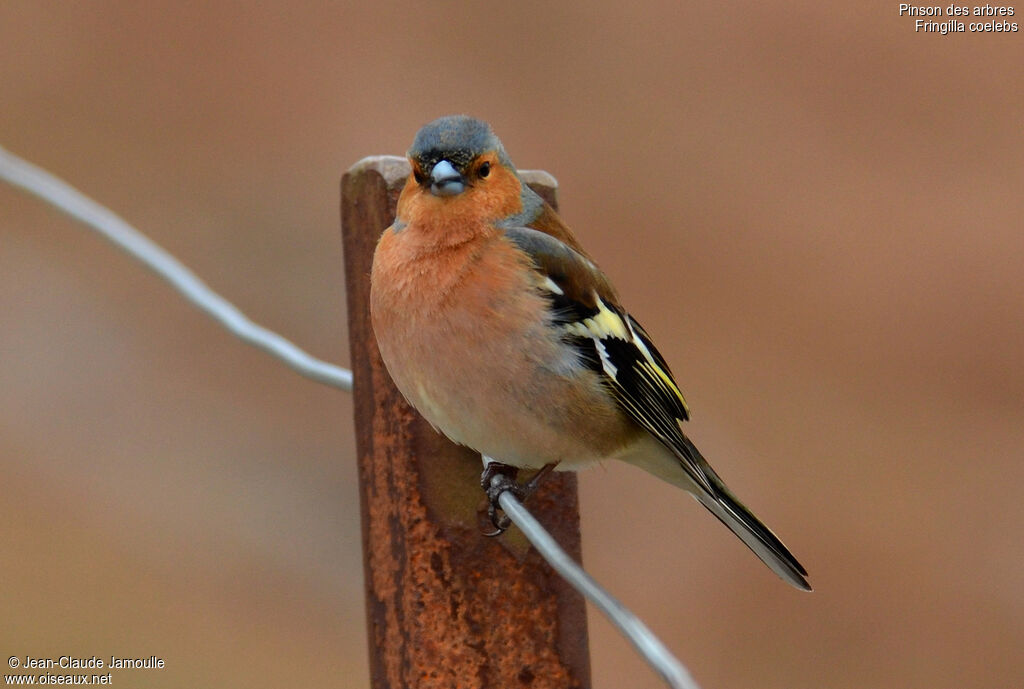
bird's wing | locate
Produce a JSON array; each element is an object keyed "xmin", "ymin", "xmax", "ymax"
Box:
[
  {"xmin": 503, "ymin": 226, "xmax": 811, "ymax": 590},
  {"xmin": 501, "ymin": 226, "xmax": 696, "ymax": 458}
]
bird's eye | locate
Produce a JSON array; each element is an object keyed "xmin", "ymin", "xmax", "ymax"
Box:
[
  {"xmin": 478, "ymin": 162, "xmax": 490, "ymax": 178},
  {"xmin": 413, "ymin": 168, "xmax": 426, "ymax": 184}
]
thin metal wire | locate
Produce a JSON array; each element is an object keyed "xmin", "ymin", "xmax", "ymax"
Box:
[
  {"xmin": 1, "ymin": 144, "xmax": 700, "ymax": 689},
  {"xmin": 0, "ymin": 144, "xmax": 353, "ymax": 391},
  {"xmin": 494, "ymin": 477, "xmax": 702, "ymax": 689}
]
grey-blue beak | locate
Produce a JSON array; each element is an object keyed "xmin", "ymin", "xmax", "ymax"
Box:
[{"xmin": 430, "ymin": 159, "xmax": 465, "ymax": 196}]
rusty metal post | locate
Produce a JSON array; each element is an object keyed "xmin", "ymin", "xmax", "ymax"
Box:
[{"xmin": 341, "ymin": 156, "xmax": 592, "ymax": 689}]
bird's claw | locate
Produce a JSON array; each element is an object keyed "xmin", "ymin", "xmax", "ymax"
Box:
[
  {"xmin": 479, "ymin": 461, "xmax": 559, "ymax": 536},
  {"xmin": 481, "ymin": 462, "xmax": 522, "ymax": 536}
]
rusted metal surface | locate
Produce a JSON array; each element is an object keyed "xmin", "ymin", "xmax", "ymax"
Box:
[{"xmin": 341, "ymin": 156, "xmax": 591, "ymax": 689}]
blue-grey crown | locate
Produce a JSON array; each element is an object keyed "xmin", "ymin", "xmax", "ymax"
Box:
[{"xmin": 408, "ymin": 115, "xmax": 513, "ymax": 170}]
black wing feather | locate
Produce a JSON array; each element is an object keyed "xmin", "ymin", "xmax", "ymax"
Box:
[{"xmin": 502, "ymin": 226, "xmax": 810, "ymax": 589}]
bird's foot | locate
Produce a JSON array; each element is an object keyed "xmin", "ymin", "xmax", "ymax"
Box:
[
  {"xmin": 480, "ymin": 462, "xmax": 559, "ymax": 536},
  {"xmin": 481, "ymin": 462, "xmax": 521, "ymax": 536}
]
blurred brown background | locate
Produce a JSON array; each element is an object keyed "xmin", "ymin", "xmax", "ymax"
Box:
[{"xmin": 1, "ymin": 2, "xmax": 1021, "ymax": 688}]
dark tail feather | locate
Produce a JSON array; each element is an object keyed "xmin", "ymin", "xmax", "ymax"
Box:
[{"xmin": 678, "ymin": 434, "xmax": 812, "ymax": 591}]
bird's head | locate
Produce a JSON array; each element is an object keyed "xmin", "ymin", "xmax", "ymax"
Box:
[{"xmin": 397, "ymin": 116, "xmax": 529, "ymax": 230}]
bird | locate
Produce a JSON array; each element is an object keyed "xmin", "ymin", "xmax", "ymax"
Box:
[{"xmin": 369, "ymin": 115, "xmax": 811, "ymax": 591}]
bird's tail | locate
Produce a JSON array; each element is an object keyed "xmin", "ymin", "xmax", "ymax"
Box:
[
  {"xmin": 681, "ymin": 434, "xmax": 811, "ymax": 591},
  {"xmin": 623, "ymin": 434, "xmax": 811, "ymax": 591}
]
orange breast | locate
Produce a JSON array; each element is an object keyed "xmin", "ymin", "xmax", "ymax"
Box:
[{"xmin": 370, "ymin": 221, "xmax": 640, "ymax": 467}]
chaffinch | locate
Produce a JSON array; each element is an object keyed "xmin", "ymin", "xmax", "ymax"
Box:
[{"xmin": 369, "ymin": 115, "xmax": 810, "ymax": 591}]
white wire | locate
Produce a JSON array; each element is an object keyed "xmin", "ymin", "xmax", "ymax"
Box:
[
  {"xmin": 1, "ymin": 143, "xmax": 699, "ymax": 689},
  {"xmin": 493, "ymin": 476, "xmax": 702, "ymax": 689},
  {"xmin": 0, "ymin": 144, "xmax": 352, "ymax": 391}
]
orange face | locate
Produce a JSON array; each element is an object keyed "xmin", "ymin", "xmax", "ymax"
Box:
[{"xmin": 397, "ymin": 152, "xmax": 524, "ymax": 232}]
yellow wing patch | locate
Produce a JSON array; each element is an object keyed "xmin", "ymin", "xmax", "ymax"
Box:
[
  {"xmin": 558, "ymin": 293, "xmax": 690, "ymax": 421},
  {"xmin": 581, "ymin": 297, "xmax": 629, "ymax": 339},
  {"xmin": 561, "ymin": 296, "xmax": 630, "ymax": 340}
]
